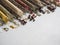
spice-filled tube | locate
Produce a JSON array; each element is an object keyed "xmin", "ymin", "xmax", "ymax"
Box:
[
  {"xmin": 0, "ymin": 2, "xmax": 27, "ymax": 25},
  {"xmin": 0, "ymin": 5, "xmax": 14, "ymax": 22},
  {"xmin": 0, "ymin": 0, "xmax": 24, "ymax": 17},
  {"xmin": 0, "ymin": 18, "xmax": 5, "ymax": 26},
  {"xmin": 40, "ymin": 0, "xmax": 56, "ymax": 12},
  {"xmin": 0, "ymin": 2, "xmax": 19, "ymax": 19},
  {"xmin": 27, "ymin": 0, "xmax": 45, "ymax": 14},
  {"xmin": 9, "ymin": 0, "xmax": 28, "ymax": 13},
  {"xmin": 21, "ymin": 0, "xmax": 38, "ymax": 12},
  {"xmin": 52, "ymin": 0, "xmax": 60, "ymax": 7},
  {"xmin": 15, "ymin": 0, "xmax": 33, "ymax": 13},
  {"xmin": 0, "ymin": 10, "xmax": 9, "ymax": 23},
  {"xmin": 31, "ymin": 0, "xmax": 44, "ymax": 7}
]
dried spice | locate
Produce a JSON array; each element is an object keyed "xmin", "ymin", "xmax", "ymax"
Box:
[
  {"xmin": 10, "ymin": 25, "xmax": 15, "ymax": 29},
  {"xmin": 0, "ymin": 10, "xmax": 9, "ymax": 23},
  {"xmin": 3, "ymin": 28, "xmax": 9, "ymax": 32}
]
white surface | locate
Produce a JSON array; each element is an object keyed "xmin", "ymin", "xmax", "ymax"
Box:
[{"xmin": 0, "ymin": 7, "xmax": 60, "ymax": 45}]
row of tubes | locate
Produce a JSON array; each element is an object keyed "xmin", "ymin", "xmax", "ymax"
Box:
[{"xmin": 0, "ymin": 0, "xmax": 60, "ymax": 31}]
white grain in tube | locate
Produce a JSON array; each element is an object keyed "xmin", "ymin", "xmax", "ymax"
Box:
[{"xmin": 3, "ymin": 0, "xmax": 24, "ymax": 17}]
